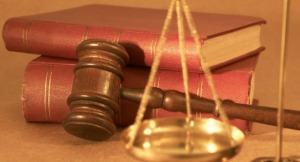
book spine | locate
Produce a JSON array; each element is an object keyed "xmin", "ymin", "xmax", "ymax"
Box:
[
  {"xmin": 3, "ymin": 18, "xmax": 203, "ymax": 72},
  {"xmin": 151, "ymin": 69, "xmax": 253, "ymax": 132},
  {"xmin": 22, "ymin": 56, "xmax": 256, "ymax": 132},
  {"xmin": 21, "ymin": 58, "xmax": 152, "ymax": 127}
]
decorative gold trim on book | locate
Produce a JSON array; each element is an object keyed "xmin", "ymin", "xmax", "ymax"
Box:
[
  {"xmin": 83, "ymin": 26, "xmax": 91, "ymax": 41},
  {"xmin": 150, "ymin": 72, "xmax": 205, "ymax": 118},
  {"xmin": 23, "ymin": 21, "xmax": 32, "ymax": 52},
  {"xmin": 151, "ymin": 33, "xmax": 160, "ymax": 63},
  {"xmin": 196, "ymin": 74, "xmax": 204, "ymax": 118},
  {"xmin": 44, "ymin": 65, "xmax": 53, "ymax": 121},
  {"xmin": 114, "ymin": 29, "xmax": 122, "ymax": 43}
]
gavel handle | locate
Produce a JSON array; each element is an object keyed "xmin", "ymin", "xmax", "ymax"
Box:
[{"xmin": 120, "ymin": 87, "xmax": 300, "ymax": 131}]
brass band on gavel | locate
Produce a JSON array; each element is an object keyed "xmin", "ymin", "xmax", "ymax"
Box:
[{"xmin": 63, "ymin": 39, "xmax": 300, "ymax": 141}]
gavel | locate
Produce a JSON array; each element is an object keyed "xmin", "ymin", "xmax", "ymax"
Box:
[{"xmin": 62, "ymin": 39, "xmax": 300, "ymax": 141}]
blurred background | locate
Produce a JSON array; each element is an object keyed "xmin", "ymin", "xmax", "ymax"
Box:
[
  {"xmin": 0, "ymin": 0, "xmax": 299, "ymax": 161},
  {"xmin": 1, "ymin": 0, "xmax": 299, "ymax": 132}
]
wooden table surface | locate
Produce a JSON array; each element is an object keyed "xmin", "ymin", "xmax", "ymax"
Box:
[{"xmin": 1, "ymin": 0, "xmax": 299, "ymax": 161}]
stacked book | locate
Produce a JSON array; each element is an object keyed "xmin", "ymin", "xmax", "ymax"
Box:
[{"xmin": 3, "ymin": 4, "xmax": 266, "ymax": 133}]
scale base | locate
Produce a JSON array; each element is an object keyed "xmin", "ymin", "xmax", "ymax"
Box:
[{"xmin": 251, "ymin": 156, "xmax": 300, "ymax": 162}]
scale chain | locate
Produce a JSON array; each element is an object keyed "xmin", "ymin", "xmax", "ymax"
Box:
[
  {"xmin": 126, "ymin": 0, "xmax": 235, "ymax": 149},
  {"xmin": 125, "ymin": 0, "xmax": 177, "ymax": 149}
]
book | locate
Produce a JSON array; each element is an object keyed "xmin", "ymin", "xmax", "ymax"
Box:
[
  {"xmin": 3, "ymin": 4, "xmax": 266, "ymax": 72},
  {"xmin": 21, "ymin": 54, "xmax": 259, "ymax": 132}
]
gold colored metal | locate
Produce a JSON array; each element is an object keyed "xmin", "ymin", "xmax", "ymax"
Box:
[
  {"xmin": 252, "ymin": 156, "xmax": 300, "ymax": 162},
  {"xmin": 176, "ymin": 0, "xmax": 192, "ymax": 119},
  {"xmin": 180, "ymin": 0, "xmax": 229, "ymax": 125},
  {"xmin": 125, "ymin": 0, "xmax": 176, "ymax": 149},
  {"xmin": 122, "ymin": 118, "xmax": 244, "ymax": 162},
  {"xmin": 253, "ymin": 0, "xmax": 290, "ymax": 161},
  {"xmin": 123, "ymin": 0, "xmax": 244, "ymax": 161},
  {"xmin": 276, "ymin": 0, "xmax": 289, "ymax": 161}
]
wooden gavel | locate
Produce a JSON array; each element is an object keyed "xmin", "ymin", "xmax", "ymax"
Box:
[{"xmin": 62, "ymin": 39, "xmax": 300, "ymax": 141}]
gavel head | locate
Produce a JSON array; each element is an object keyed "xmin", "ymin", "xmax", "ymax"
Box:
[{"xmin": 63, "ymin": 39, "xmax": 129, "ymax": 141}]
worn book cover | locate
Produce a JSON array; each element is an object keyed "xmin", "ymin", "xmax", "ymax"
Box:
[
  {"xmin": 3, "ymin": 4, "xmax": 265, "ymax": 72},
  {"xmin": 22, "ymin": 54, "xmax": 260, "ymax": 132}
]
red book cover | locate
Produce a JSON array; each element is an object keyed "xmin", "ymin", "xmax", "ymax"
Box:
[
  {"xmin": 22, "ymin": 54, "xmax": 259, "ymax": 132},
  {"xmin": 3, "ymin": 4, "xmax": 265, "ymax": 72}
]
